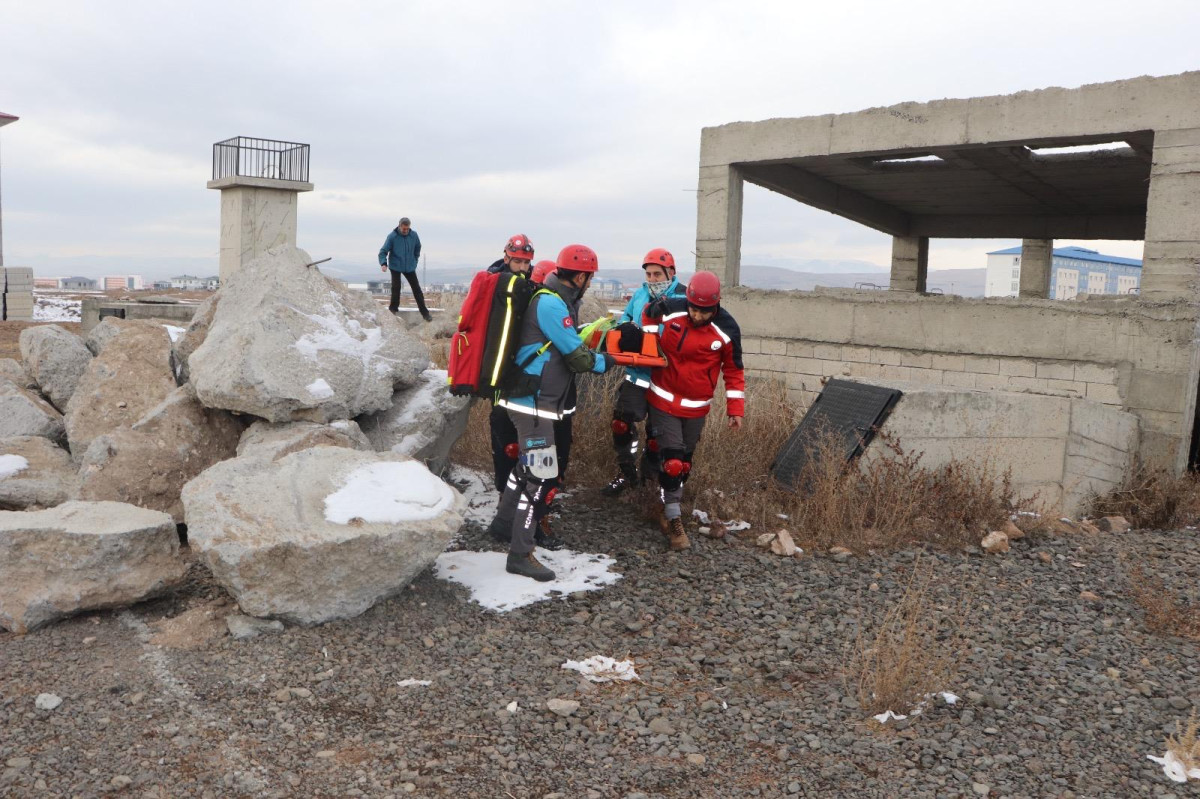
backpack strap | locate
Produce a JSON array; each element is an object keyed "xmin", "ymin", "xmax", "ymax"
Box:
[{"xmin": 514, "ymin": 288, "xmax": 557, "ymax": 370}]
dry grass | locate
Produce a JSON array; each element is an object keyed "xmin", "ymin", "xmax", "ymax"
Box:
[
  {"xmin": 1091, "ymin": 467, "xmax": 1200, "ymax": 530},
  {"xmin": 1165, "ymin": 712, "xmax": 1200, "ymax": 776},
  {"xmin": 1127, "ymin": 565, "xmax": 1200, "ymax": 640},
  {"xmin": 847, "ymin": 563, "xmax": 973, "ymax": 717},
  {"xmin": 448, "ymin": 368, "xmax": 1027, "ymax": 553}
]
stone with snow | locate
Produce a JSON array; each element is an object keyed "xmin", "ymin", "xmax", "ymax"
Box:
[
  {"xmin": 0, "ymin": 358, "xmax": 37, "ymax": 390},
  {"xmin": 0, "ymin": 436, "xmax": 78, "ymax": 510},
  {"xmin": 19, "ymin": 324, "xmax": 92, "ymax": 411},
  {"xmin": 181, "ymin": 446, "xmax": 464, "ymax": 625},
  {"xmin": 357, "ymin": 368, "xmax": 471, "ymax": 475},
  {"xmin": 0, "ymin": 377, "xmax": 65, "ymax": 441},
  {"xmin": 65, "ymin": 323, "xmax": 177, "ymax": 459},
  {"xmin": 76, "ymin": 385, "xmax": 243, "ymax": 522},
  {"xmin": 236, "ymin": 419, "xmax": 372, "ymax": 462},
  {"xmin": 0, "ymin": 501, "xmax": 184, "ymax": 633},
  {"xmin": 187, "ymin": 246, "xmax": 429, "ymax": 423},
  {"xmin": 981, "ymin": 530, "xmax": 1010, "ymax": 554}
]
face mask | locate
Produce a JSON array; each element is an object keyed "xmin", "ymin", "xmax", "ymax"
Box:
[{"xmin": 647, "ymin": 280, "xmax": 671, "ymax": 299}]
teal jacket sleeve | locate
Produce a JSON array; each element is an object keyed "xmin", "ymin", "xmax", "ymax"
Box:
[
  {"xmin": 378, "ymin": 231, "xmax": 395, "ymax": 266},
  {"xmin": 413, "ymin": 232, "xmax": 422, "ymax": 263},
  {"xmin": 536, "ymin": 293, "xmax": 607, "ymax": 373}
]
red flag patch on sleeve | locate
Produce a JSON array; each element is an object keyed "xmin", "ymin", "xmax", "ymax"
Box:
[{"xmin": 563, "ymin": 316, "xmax": 573, "ymax": 328}]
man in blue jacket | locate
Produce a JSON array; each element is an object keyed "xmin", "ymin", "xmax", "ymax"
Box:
[
  {"xmin": 378, "ymin": 217, "xmax": 431, "ymax": 321},
  {"xmin": 600, "ymin": 248, "xmax": 686, "ymax": 496},
  {"xmin": 494, "ymin": 244, "xmax": 609, "ymax": 582}
]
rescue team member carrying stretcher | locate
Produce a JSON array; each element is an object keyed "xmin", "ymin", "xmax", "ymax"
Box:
[
  {"xmin": 600, "ymin": 249, "xmax": 687, "ymax": 497},
  {"xmin": 492, "ymin": 245, "xmax": 610, "ymax": 582},
  {"xmin": 485, "ymin": 235, "xmax": 536, "ymax": 495},
  {"xmin": 643, "ymin": 271, "xmax": 745, "ymax": 552}
]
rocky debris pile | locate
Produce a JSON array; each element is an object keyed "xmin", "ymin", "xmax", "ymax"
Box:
[
  {"xmin": 0, "ymin": 501, "xmax": 183, "ymax": 632},
  {"xmin": 0, "ymin": 245, "xmax": 473, "ymax": 631},
  {"xmin": 182, "ymin": 446, "xmax": 464, "ymax": 625},
  {"xmin": 186, "ymin": 246, "xmax": 430, "ymax": 423}
]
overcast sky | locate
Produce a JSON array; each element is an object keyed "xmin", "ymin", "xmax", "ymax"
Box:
[{"xmin": 2, "ymin": 0, "xmax": 1198, "ymax": 278}]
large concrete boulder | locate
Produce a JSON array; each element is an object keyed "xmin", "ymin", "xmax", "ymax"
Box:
[
  {"xmin": 0, "ymin": 358, "xmax": 37, "ymax": 390},
  {"xmin": 0, "ymin": 436, "xmax": 78, "ymax": 510},
  {"xmin": 65, "ymin": 323, "xmax": 177, "ymax": 459},
  {"xmin": 172, "ymin": 293, "xmax": 219, "ymax": 385},
  {"xmin": 76, "ymin": 385, "xmax": 244, "ymax": 522},
  {"xmin": 237, "ymin": 419, "xmax": 372, "ymax": 462},
  {"xmin": 182, "ymin": 446, "xmax": 465, "ymax": 625},
  {"xmin": 19, "ymin": 325, "xmax": 92, "ymax": 411},
  {"xmin": 0, "ymin": 501, "xmax": 184, "ymax": 633},
  {"xmin": 84, "ymin": 318, "xmax": 125, "ymax": 356},
  {"xmin": 188, "ymin": 246, "xmax": 430, "ymax": 423},
  {"xmin": 357, "ymin": 369, "xmax": 471, "ymax": 475},
  {"xmin": 0, "ymin": 377, "xmax": 65, "ymax": 441}
]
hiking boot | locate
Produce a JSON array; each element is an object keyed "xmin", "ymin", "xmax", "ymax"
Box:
[
  {"xmin": 506, "ymin": 551, "xmax": 555, "ymax": 582},
  {"xmin": 601, "ymin": 465, "xmax": 638, "ymax": 497},
  {"xmin": 488, "ymin": 515, "xmax": 512, "ymax": 544},
  {"xmin": 421, "ymin": 310, "xmax": 433, "ymax": 322},
  {"xmin": 666, "ymin": 517, "xmax": 691, "ymax": 551},
  {"xmin": 655, "ymin": 505, "xmax": 671, "ymax": 536},
  {"xmin": 535, "ymin": 515, "xmax": 565, "ymax": 551}
]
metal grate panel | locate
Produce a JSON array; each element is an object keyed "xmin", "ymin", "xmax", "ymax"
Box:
[{"xmin": 771, "ymin": 378, "xmax": 902, "ymax": 491}]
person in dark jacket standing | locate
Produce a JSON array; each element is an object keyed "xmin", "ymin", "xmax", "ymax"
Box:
[{"xmin": 378, "ymin": 217, "xmax": 431, "ymax": 321}]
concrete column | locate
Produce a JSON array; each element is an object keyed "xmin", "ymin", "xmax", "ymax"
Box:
[
  {"xmin": 889, "ymin": 235, "xmax": 928, "ymax": 292},
  {"xmin": 1141, "ymin": 128, "xmax": 1200, "ymax": 301},
  {"xmin": 207, "ymin": 176, "xmax": 314, "ymax": 283},
  {"xmin": 1018, "ymin": 238, "xmax": 1053, "ymax": 299},
  {"xmin": 695, "ymin": 164, "xmax": 743, "ymax": 286}
]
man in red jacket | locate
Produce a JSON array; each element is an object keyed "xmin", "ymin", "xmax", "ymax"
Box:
[{"xmin": 642, "ymin": 271, "xmax": 745, "ymax": 551}]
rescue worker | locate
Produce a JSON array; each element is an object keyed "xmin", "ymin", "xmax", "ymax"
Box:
[
  {"xmin": 492, "ymin": 245, "xmax": 609, "ymax": 581},
  {"xmin": 642, "ymin": 271, "xmax": 745, "ymax": 552},
  {"xmin": 600, "ymin": 248, "xmax": 687, "ymax": 496},
  {"xmin": 531, "ymin": 259, "xmax": 557, "ymax": 285},
  {"xmin": 486, "ymin": 236, "xmax": 536, "ymax": 496}
]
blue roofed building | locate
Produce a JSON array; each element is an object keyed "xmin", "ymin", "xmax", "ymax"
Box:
[{"xmin": 984, "ymin": 245, "xmax": 1141, "ymax": 299}]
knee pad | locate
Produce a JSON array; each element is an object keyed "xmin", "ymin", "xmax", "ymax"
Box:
[
  {"xmin": 611, "ymin": 418, "xmax": 631, "ymax": 435},
  {"xmin": 522, "ymin": 444, "xmax": 558, "ymax": 481},
  {"xmin": 659, "ymin": 449, "xmax": 687, "ymax": 491},
  {"xmin": 504, "ymin": 442, "xmax": 520, "ymax": 460},
  {"xmin": 681, "ymin": 451, "xmax": 694, "ymax": 482}
]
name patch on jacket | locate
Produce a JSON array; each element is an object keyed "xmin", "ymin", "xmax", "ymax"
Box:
[{"xmin": 669, "ymin": 322, "xmax": 682, "ymax": 332}]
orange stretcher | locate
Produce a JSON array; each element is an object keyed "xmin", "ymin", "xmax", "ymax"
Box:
[{"xmin": 604, "ymin": 328, "xmax": 668, "ymax": 369}]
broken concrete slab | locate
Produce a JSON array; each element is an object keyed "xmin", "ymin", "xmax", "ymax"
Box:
[
  {"xmin": 19, "ymin": 325, "xmax": 92, "ymax": 412},
  {"xmin": 0, "ymin": 436, "xmax": 78, "ymax": 510},
  {"xmin": 236, "ymin": 419, "xmax": 372, "ymax": 462},
  {"xmin": 357, "ymin": 368, "xmax": 470, "ymax": 475},
  {"xmin": 0, "ymin": 377, "xmax": 65, "ymax": 442}
]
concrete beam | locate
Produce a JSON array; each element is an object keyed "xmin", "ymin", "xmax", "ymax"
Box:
[
  {"xmin": 890, "ymin": 236, "xmax": 928, "ymax": 293},
  {"xmin": 947, "ymin": 147, "xmax": 1090, "ymax": 213},
  {"xmin": 1141, "ymin": 127, "xmax": 1200, "ymax": 302},
  {"xmin": 741, "ymin": 162, "xmax": 911, "ymax": 236},
  {"xmin": 909, "ymin": 213, "xmax": 1145, "ymax": 240},
  {"xmin": 1019, "ymin": 239, "xmax": 1053, "ymax": 299},
  {"xmin": 695, "ymin": 164, "xmax": 744, "ymax": 286}
]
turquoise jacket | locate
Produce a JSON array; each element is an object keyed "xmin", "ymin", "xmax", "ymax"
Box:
[
  {"xmin": 378, "ymin": 228, "xmax": 422, "ymax": 273},
  {"xmin": 617, "ymin": 276, "xmax": 686, "ymax": 388}
]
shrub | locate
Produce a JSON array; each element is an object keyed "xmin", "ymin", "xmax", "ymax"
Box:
[
  {"xmin": 1091, "ymin": 468, "xmax": 1200, "ymax": 530},
  {"xmin": 1126, "ymin": 565, "xmax": 1200, "ymax": 640}
]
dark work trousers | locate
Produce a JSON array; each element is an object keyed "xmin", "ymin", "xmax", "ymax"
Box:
[
  {"xmin": 490, "ymin": 404, "xmax": 573, "ymax": 494},
  {"xmin": 389, "ymin": 269, "xmax": 429, "ymax": 314},
  {"xmin": 648, "ymin": 406, "xmax": 707, "ymax": 520}
]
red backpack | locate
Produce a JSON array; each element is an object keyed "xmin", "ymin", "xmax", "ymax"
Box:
[{"xmin": 447, "ymin": 270, "xmax": 537, "ymax": 398}]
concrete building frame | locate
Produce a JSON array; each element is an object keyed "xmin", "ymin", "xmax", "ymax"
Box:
[{"xmin": 696, "ymin": 72, "xmax": 1200, "ymax": 476}]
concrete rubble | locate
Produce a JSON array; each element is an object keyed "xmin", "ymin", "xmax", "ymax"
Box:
[
  {"xmin": 19, "ymin": 324, "xmax": 92, "ymax": 411},
  {"xmin": 0, "ymin": 501, "xmax": 184, "ymax": 633},
  {"xmin": 0, "ymin": 377, "xmax": 65, "ymax": 441},
  {"xmin": 187, "ymin": 246, "xmax": 430, "ymax": 423},
  {"xmin": 0, "ymin": 436, "xmax": 78, "ymax": 510},
  {"xmin": 357, "ymin": 368, "xmax": 471, "ymax": 475},
  {"xmin": 181, "ymin": 446, "xmax": 465, "ymax": 626},
  {"xmin": 236, "ymin": 419, "xmax": 372, "ymax": 462}
]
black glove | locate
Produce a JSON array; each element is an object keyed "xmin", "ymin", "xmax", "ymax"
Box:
[
  {"xmin": 645, "ymin": 297, "xmax": 669, "ymax": 319},
  {"xmin": 617, "ymin": 322, "xmax": 643, "ymax": 353}
]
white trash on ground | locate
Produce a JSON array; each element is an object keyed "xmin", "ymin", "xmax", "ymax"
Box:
[
  {"xmin": 433, "ymin": 549, "xmax": 621, "ymax": 612},
  {"xmin": 561, "ymin": 655, "xmax": 640, "ymax": 683},
  {"xmin": 396, "ymin": 679, "xmax": 432, "ymax": 688},
  {"xmin": 1147, "ymin": 750, "xmax": 1200, "ymax": 783}
]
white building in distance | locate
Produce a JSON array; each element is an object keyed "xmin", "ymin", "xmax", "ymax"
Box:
[{"xmin": 984, "ymin": 245, "xmax": 1141, "ymax": 300}]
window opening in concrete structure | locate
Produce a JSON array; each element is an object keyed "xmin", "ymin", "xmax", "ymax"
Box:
[
  {"xmin": 1028, "ymin": 141, "xmax": 1132, "ymax": 157},
  {"xmin": 873, "ymin": 154, "xmax": 944, "ymax": 165}
]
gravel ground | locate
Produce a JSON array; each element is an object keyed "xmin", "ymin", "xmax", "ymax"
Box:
[{"xmin": 2, "ymin": 492, "xmax": 1199, "ymax": 798}]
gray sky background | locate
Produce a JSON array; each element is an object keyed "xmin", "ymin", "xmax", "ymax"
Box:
[{"xmin": 1, "ymin": 0, "xmax": 1198, "ymax": 278}]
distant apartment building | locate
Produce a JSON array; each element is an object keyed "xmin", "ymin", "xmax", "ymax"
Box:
[
  {"xmin": 984, "ymin": 245, "xmax": 1141, "ymax": 300},
  {"xmin": 61, "ymin": 276, "xmax": 98, "ymax": 290},
  {"xmin": 102, "ymin": 275, "xmax": 145, "ymax": 290},
  {"xmin": 169, "ymin": 275, "xmax": 219, "ymax": 291},
  {"xmin": 33, "ymin": 277, "xmax": 60, "ymax": 289}
]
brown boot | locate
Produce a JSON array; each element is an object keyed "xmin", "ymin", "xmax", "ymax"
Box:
[
  {"xmin": 655, "ymin": 505, "xmax": 671, "ymax": 537},
  {"xmin": 667, "ymin": 517, "xmax": 691, "ymax": 551}
]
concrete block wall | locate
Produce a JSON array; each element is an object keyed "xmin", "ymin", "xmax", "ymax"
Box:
[
  {"xmin": 3, "ymin": 267, "xmax": 34, "ymax": 321},
  {"xmin": 725, "ymin": 287, "xmax": 1198, "ymax": 472}
]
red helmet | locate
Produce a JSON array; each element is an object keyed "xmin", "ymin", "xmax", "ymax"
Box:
[
  {"xmin": 531, "ymin": 260, "xmax": 557, "ymax": 284},
  {"xmin": 556, "ymin": 244, "xmax": 599, "ymax": 273},
  {"xmin": 642, "ymin": 248, "xmax": 675, "ymax": 272},
  {"xmin": 686, "ymin": 271, "xmax": 721, "ymax": 308},
  {"xmin": 505, "ymin": 234, "xmax": 534, "ymax": 260}
]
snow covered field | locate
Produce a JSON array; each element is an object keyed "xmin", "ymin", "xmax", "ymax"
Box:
[{"xmin": 32, "ymin": 293, "xmax": 82, "ymax": 322}]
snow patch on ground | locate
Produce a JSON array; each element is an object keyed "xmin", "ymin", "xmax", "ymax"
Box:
[
  {"xmin": 1147, "ymin": 750, "xmax": 1200, "ymax": 783},
  {"xmin": 324, "ymin": 461, "xmax": 454, "ymax": 524},
  {"xmin": 0, "ymin": 454, "xmax": 29, "ymax": 480},
  {"xmin": 163, "ymin": 325, "xmax": 186, "ymax": 342},
  {"xmin": 396, "ymin": 679, "xmax": 432, "ymax": 688},
  {"xmin": 433, "ymin": 549, "xmax": 621, "ymax": 612},
  {"xmin": 306, "ymin": 378, "xmax": 335, "ymax": 399},
  {"xmin": 33, "ymin": 294, "xmax": 82, "ymax": 322},
  {"xmin": 562, "ymin": 656, "xmax": 639, "ymax": 683},
  {"xmin": 446, "ymin": 466, "xmax": 500, "ymax": 526}
]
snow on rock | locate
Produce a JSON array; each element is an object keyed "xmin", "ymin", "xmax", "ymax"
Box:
[
  {"xmin": 324, "ymin": 461, "xmax": 455, "ymax": 524},
  {"xmin": 357, "ymin": 368, "xmax": 471, "ymax": 476},
  {"xmin": 0, "ymin": 438, "xmax": 76, "ymax": 511},
  {"xmin": 188, "ymin": 246, "xmax": 429, "ymax": 423},
  {"xmin": 561, "ymin": 656, "xmax": 640, "ymax": 683},
  {"xmin": 433, "ymin": 549, "xmax": 621, "ymax": 613},
  {"xmin": 446, "ymin": 466, "xmax": 500, "ymax": 527},
  {"xmin": 1147, "ymin": 750, "xmax": 1200, "ymax": 783},
  {"xmin": 163, "ymin": 325, "xmax": 186, "ymax": 343},
  {"xmin": 0, "ymin": 454, "xmax": 28, "ymax": 480},
  {"xmin": 182, "ymin": 446, "xmax": 464, "ymax": 626}
]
